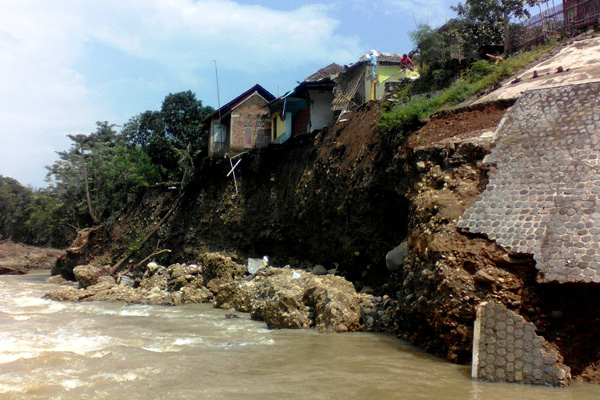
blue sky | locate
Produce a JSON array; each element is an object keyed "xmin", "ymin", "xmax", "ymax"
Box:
[{"xmin": 0, "ymin": 0, "xmax": 459, "ymax": 187}]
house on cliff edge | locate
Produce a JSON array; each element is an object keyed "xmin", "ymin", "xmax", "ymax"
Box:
[
  {"xmin": 332, "ymin": 52, "xmax": 420, "ymax": 114},
  {"xmin": 269, "ymin": 63, "xmax": 344, "ymax": 144},
  {"xmin": 205, "ymin": 84, "xmax": 275, "ymax": 156}
]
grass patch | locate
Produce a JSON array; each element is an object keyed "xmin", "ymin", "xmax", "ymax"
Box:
[{"xmin": 380, "ymin": 41, "xmax": 562, "ymax": 131}]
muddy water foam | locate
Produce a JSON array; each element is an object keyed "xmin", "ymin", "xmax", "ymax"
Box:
[{"xmin": 0, "ymin": 271, "xmax": 598, "ymax": 399}]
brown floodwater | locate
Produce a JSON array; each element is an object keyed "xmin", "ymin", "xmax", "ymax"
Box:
[{"xmin": 0, "ymin": 271, "xmax": 599, "ymax": 399}]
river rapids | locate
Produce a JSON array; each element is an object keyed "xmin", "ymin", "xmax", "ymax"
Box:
[{"xmin": 0, "ymin": 271, "xmax": 598, "ymax": 399}]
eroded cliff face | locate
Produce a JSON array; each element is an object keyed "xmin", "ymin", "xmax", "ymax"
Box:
[
  {"xmin": 52, "ymin": 99, "xmax": 600, "ymax": 382},
  {"xmin": 136, "ymin": 101, "xmax": 410, "ymax": 286}
]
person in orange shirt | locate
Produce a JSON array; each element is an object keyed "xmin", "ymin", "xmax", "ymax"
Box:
[{"xmin": 400, "ymin": 53, "xmax": 414, "ymax": 70}]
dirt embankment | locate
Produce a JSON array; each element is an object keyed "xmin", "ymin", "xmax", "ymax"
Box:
[
  {"xmin": 50, "ymin": 101, "xmax": 505, "ymax": 349},
  {"xmin": 55, "ymin": 101, "xmax": 408, "ymax": 286},
  {"xmin": 383, "ymin": 100, "xmax": 600, "ymax": 382},
  {"xmin": 0, "ymin": 240, "xmax": 64, "ymax": 274},
  {"xmin": 49, "ymin": 96, "xmax": 600, "ymax": 383}
]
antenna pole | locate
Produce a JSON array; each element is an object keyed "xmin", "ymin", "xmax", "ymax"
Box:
[{"xmin": 213, "ymin": 59, "xmax": 221, "ymax": 121}]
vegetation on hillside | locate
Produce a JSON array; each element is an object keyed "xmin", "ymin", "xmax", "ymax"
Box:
[
  {"xmin": 452, "ymin": 0, "xmax": 540, "ymax": 54},
  {"xmin": 0, "ymin": 92, "xmax": 212, "ymax": 247},
  {"xmin": 0, "ymin": 0, "xmax": 568, "ymax": 248},
  {"xmin": 380, "ymin": 41, "xmax": 560, "ymax": 131}
]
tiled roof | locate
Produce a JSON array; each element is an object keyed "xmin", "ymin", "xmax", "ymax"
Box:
[
  {"xmin": 303, "ymin": 63, "xmax": 344, "ymax": 83},
  {"xmin": 203, "ymin": 84, "xmax": 275, "ymax": 122},
  {"xmin": 356, "ymin": 52, "xmax": 404, "ymax": 64}
]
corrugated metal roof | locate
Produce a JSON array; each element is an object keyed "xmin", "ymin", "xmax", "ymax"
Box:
[{"xmin": 331, "ymin": 72, "xmax": 364, "ymax": 111}]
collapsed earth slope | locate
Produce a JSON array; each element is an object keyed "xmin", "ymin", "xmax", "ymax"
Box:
[
  {"xmin": 53, "ymin": 33, "xmax": 600, "ymax": 384},
  {"xmin": 0, "ymin": 240, "xmax": 63, "ymax": 274}
]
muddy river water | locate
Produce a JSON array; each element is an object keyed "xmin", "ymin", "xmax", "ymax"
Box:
[{"xmin": 1, "ymin": 271, "xmax": 599, "ymax": 399}]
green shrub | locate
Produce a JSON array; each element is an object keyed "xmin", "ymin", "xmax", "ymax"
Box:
[{"xmin": 381, "ymin": 41, "xmax": 561, "ymax": 132}]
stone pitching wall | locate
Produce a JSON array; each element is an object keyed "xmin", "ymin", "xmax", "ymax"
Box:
[
  {"xmin": 457, "ymin": 82, "xmax": 600, "ymax": 283},
  {"xmin": 472, "ymin": 301, "xmax": 571, "ymax": 386}
]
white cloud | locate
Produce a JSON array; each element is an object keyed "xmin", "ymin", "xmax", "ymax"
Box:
[
  {"xmin": 344, "ymin": 0, "xmax": 455, "ymax": 28},
  {"xmin": 0, "ymin": 2, "xmax": 98, "ymax": 187},
  {"xmin": 0, "ymin": 0, "xmax": 361, "ymax": 187},
  {"xmin": 76, "ymin": 0, "xmax": 359, "ymax": 80}
]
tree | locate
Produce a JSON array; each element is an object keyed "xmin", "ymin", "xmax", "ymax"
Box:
[
  {"xmin": 0, "ymin": 177, "xmax": 69, "ymax": 246},
  {"xmin": 161, "ymin": 91, "xmax": 213, "ymax": 149},
  {"xmin": 122, "ymin": 91, "xmax": 213, "ymax": 182},
  {"xmin": 46, "ymin": 122, "xmax": 161, "ymax": 226},
  {"xmin": 452, "ymin": 0, "xmax": 540, "ymax": 54},
  {"xmin": 409, "ymin": 23, "xmax": 467, "ymax": 90},
  {"xmin": 410, "ymin": 24, "xmax": 450, "ymax": 70},
  {"xmin": 26, "ymin": 189, "xmax": 72, "ymax": 246},
  {"xmin": 0, "ymin": 176, "xmax": 33, "ymax": 242},
  {"xmin": 123, "ymin": 111, "xmax": 179, "ymax": 181}
]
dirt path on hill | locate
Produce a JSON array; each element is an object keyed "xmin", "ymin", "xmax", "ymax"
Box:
[{"xmin": 405, "ymin": 101, "xmax": 514, "ymax": 149}]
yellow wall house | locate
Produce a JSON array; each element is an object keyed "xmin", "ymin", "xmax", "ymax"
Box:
[
  {"xmin": 269, "ymin": 63, "xmax": 343, "ymax": 143},
  {"xmin": 270, "ymin": 111, "xmax": 291, "ymax": 144},
  {"xmin": 331, "ymin": 52, "xmax": 419, "ymax": 114}
]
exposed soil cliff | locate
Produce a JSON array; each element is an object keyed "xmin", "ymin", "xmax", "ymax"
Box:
[
  {"xmin": 51, "ymin": 96, "xmax": 600, "ymax": 383},
  {"xmin": 55, "ymin": 101, "xmax": 408, "ymax": 286},
  {"xmin": 0, "ymin": 240, "xmax": 63, "ymax": 274}
]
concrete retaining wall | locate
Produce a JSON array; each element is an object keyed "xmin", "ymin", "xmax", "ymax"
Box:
[
  {"xmin": 458, "ymin": 82, "xmax": 600, "ymax": 283},
  {"xmin": 472, "ymin": 301, "xmax": 571, "ymax": 386}
]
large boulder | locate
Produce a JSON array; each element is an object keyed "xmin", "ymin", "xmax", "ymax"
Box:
[
  {"xmin": 206, "ymin": 278, "xmax": 224, "ymax": 294},
  {"xmin": 143, "ymin": 287, "xmax": 176, "ymax": 305},
  {"xmin": 166, "ymin": 263, "xmax": 202, "ymax": 291},
  {"xmin": 199, "ymin": 253, "xmax": 246, "ymax": 283},
  {"xmin": 44, "ymin": 277, "xmax": 145, "ymax": 303},
  {"xmin": 181, "ymin": 285, "xmax": 213, "ymax": 304},
  {"xmin": 216, "ymin": 267, "xmax": 364, "ymax": 333},
  {"xmin": 83, "ymin": 278, "xmax": 145, "ymax": 303},
  {"xmin": 260, "ymin": 287, "xmax": 312, "ymax": 329},
  {"xmin": 73, "ymin": 264, "xmax": 105, "ymax": 288},
  {"xmin": 138, "ymin": 263, "xmax": 168, "ymax": 291},
  {"xmin": 386, "ymin": 241, "xmax": 409, "ymax": 272},
  {"xmin": 215, "ymin": 280, "xmax": 256, "ymax": 312},
  {"xmin": 43, "ymin": 287, "xmax": 81, "ymax": 302},
  {"xmin": 303, "ymin": 275, "xmax": 363, "ymax": 333}
]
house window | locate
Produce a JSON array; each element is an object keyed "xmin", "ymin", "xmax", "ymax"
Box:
[
  {"xmin": 245, "ymin": 127, "xmax": 252, "ymax": 148},
  {"xmin": 256, "ymin": 129, "xmax": 267, "ymax": 148},
  {"xmin": 214, "ymin": 124, "xmax": 226, "ymax": 143}
]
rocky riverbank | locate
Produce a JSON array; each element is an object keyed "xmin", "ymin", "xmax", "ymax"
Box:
[
  {"xmin": 44, "ymin": 35, "xmax": 600, "ymax": 386},
  {"xmin": 0, "ymin": 240, "xmax": 64, "ymax": 275},
  {"xmin": 45, "ymin": 252, "xmax": 384, "ymax": 333}
]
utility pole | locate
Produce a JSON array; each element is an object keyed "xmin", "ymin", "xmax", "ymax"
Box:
[{"xmin": 213, "ymin": 60, "xmax": 221, "ymax": 121}]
